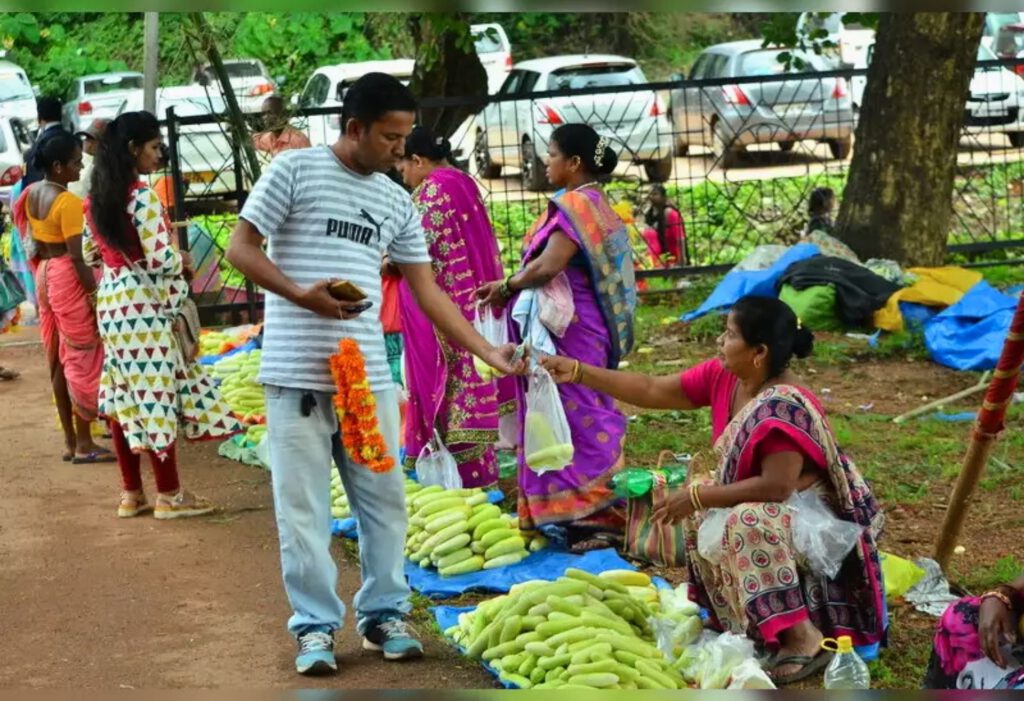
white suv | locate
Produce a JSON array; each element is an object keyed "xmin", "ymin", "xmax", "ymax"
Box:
[{"xmin": 473, "ymin": 54, "xmax": 674, "ymax": 190}]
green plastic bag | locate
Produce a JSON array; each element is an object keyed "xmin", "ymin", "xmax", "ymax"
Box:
[
  {"xmin": 880, "ymin": 551, "xmax": 926, "ymax": 599},
  {"xmin": 779, "ymin": 283, "xmax": 844, "ymax": 332}
]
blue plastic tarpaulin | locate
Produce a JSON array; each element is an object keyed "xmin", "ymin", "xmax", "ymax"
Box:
[
  {"xmin": 407, "ymin": 546, "xmax": 639, "ymax": 599},
  {"xmin": 925, "ymin": 281, "xmax": 1018, "ymax": 371},
  {"xmin": 331, "ymin": 489, "xmax": 504, "ymax": 539},
  {"xmin": 682, "ymin": 244, "xmax": 820, "ymax": 321},
  {"xmin": 199, "ymin": 339, "xmax": 259, "ymax": 366}
]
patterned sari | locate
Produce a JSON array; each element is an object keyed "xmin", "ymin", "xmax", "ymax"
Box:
[
  {"xmin": 400, "ymin": 167, "xmax": 514, "ymax": 488},
  {"xmin": 683, "ymin": 385, "xmax": 886, "ymax": 649},
  {"xmin": 514, "ymin": 187, "xmax": 636, "ymax": 529},
  {"xmin": 924, "ymin": 595, "xmax": 1024, "ymax": 689}
]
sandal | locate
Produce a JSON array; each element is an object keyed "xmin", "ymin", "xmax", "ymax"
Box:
[
  {"xmin": 569, "ymin": 531, "xmax": 623, "ymax": 554},
  {"xmin": 118, "ymin": 491, "xmax": 153, "ymax": 518},
  {"xmin": 767, "ymin": 649, "xmax": 834, "ymax": 686},
  {"xmin": 154, "ymin": 490, "xmax": 216, "ymax": 520},
  {"xmin": 71, "ymin": 448, "xmax": 117, "ymax": 465}
]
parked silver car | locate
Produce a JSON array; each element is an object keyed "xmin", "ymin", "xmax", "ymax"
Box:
[
  {"xmin": 964, "ymin": 43, "xmax": 1024, "ymax": 147},
  {"xmin": 473, "ymin": 54, "xmax": 674, "ymax": 190},
  {"xmin": 669, "ymin": 40, "xmax": 856, "ymax": 167},
  {"xmin": 0, "ymin": 116, "xmax": 32, "ymax": 205},
  {"xmin": 63, "ymin": 72, "xmax": 144, "ymax": 134}
]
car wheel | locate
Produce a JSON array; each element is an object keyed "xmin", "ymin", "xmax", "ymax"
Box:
[
  {"xmin": 1007, "ymin": 132, "xmax": 1024, "ymax": 149},
  {"xmin": 829, "ymin": 136, "xmax": 853, "ymax": 160},
  {"xmin": 474, "ymin": 130, "xmax": 502, "ymax": 179},
  {"xmin": 521, "ymin": 139, "xmax": 548, "ymax": 192},
  {"xmin": 643, "ymin": 154, "xmax": 674, "ymax": 182},
  {"xmin": 778, "ymin": 140, "xmax": 796, "ymax": 152},
  {"xmin": 712, "ymin": 123, "xmax": 742, "ymax": 170}
]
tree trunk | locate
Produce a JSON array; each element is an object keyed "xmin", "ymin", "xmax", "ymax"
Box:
[
  {"xmin": 409, "ymin": 13, "xmax": 488, "ymax": 139},
  {"xmin": 836, "ymin": 13, "xmax": 984, "ymax": 266}
]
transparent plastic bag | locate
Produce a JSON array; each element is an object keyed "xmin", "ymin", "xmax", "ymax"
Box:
[
  {"xmin": 414, "ymin": 430, "xmax": 463, "ymax": 489},
  {"xmin": 523, "ymin": 367, "xmax": 573, "ymax": 474},
  {"xmin": 650, "ymin": 583, "xmax": 704, "ymax": 661},
  {"xmin": 789, "ymin": 489, "xmax": 864, "ymax": 580},
  {"xmin": 473, "ymin": 304, "xmax": 508, "ymax": 381},
  {"xmin": 697, "ymin": 508, "xmax": 730, "ymax": 565},
  {"xmin": 696, "ymin": 632, "xmax": 759, "ymax": 689}
]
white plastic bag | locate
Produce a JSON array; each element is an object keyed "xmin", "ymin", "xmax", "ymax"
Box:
[
  {"xmin": 414, "ymin": 430, "xmax": 463, "ymax": 489},
  {"xmin": 697, "ymin": 508, "xmax": 730, "ymax": 565},
  {"xmin": 727, "ymin": 658, "xmax": 777, "ymax": 689},
  {"xmin": 789, "ymin": 489, "xmax": 864, "ymax": 580},
  {"xmin": 650, "ymin": 583, "xmax": 704, "ymax": 661},
  {"xmin": 696, "ymin": 632, "xmax": 759, "ymax": 689},
  {"xmin": 473, "ymin": 304, "xmax": 509, "ymax": 381},
  {"xmin": 523, "ymin": 367, "xmax": 573, "ymax": 474}
]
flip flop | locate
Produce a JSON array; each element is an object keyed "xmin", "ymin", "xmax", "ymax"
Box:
[
  {"xmin": 768, "ymin": 649, "xmax": 835, "ymax": 686},
  {"xmin": 62, "ymin": 452, "xmax": 73, "ymax": 462},
  {"xmin": 71, "ymin": 449, "xmax": 118, "ymax": 465},
  {"xmin": 569, "ymin": 532, "xmax": 623, "ymax": 554}
]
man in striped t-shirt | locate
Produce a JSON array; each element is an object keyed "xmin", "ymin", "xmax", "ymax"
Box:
[{"xmin": 227, "ymin": 73, "xmax": 520, "ymax": 676}]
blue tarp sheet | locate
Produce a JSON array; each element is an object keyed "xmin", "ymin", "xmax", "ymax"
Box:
[
  {"xmin": 407, "ymin": 546, "xmax": 638, "ymax": 599},
  {"xmin": 199, "ymin": 339, "xmax": 259, "ymax": 366},
  {"xmin": 925, "ymin": 281, "xmax": 1019, "ymax": 371},
  {"xmin": 682, "ymin": 244, "xmax": 820, "ymax": 322},
  {"xmin": 331, "ymin": 489, "xmax": 504, "ymax": 539}
]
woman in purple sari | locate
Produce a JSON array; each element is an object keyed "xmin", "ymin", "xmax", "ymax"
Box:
[
  {"xmin": 396, "ymin": 126, "xmax": 513, "ymax": 488},
  {"xmin": 477, "ymin": 124, "xmax": 637, "ymax": 550}
]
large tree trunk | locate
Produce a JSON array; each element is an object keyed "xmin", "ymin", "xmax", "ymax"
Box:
[
  {"xmin": 836, "ymin": 13, "xmax": 984, "ymax": 266},
  {"xmin": 408, "ymin": 13, "xmax": 488, "ymax": 139}
]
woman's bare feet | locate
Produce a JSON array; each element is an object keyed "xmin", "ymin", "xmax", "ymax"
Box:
[{"xmin": 770, "ymin": 620, "xmax": 826, "ymax": 681}]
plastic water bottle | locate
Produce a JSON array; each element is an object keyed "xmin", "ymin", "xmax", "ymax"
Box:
[{"xmin": 823, "ymin": 636, "xmax": 871, "ymax": 689}]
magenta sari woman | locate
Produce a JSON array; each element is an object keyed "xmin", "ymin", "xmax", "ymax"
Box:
[
  {"xmin": 397, "ymin": 127, "xmax": 513, "ymax": 488},
  {"xmin": 478, "ymin": 124, "xmax": 637, "ymax": 548},
  {"xmin": 541, "ymin": 296, "xmax": 885, "ymax": 685}
]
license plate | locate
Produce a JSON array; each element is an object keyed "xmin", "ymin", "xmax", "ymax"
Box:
[{"xmin": 184, "ymin": 171, "xmax": 215, "ymax": 184}]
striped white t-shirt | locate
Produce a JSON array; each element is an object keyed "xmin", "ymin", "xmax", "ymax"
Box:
[{"xmin": 240, "ymin": 146, "xmax": 431, "ymax": 393}]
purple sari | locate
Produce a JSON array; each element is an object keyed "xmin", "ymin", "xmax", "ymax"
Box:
[
  {"xmin": 513, "ymin": 187, "xmax": 635, "ymax": 529},
  {"xmin": 400, "ymin": 167, "xmax": 514, "ymax": 488}
]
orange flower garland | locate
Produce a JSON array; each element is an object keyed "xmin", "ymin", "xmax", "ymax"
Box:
[{"xmin": 330, "ymin": 338, "xmax": 395, "ymax": 473}]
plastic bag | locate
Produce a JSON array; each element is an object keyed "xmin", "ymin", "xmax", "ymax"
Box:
[
  {"xmin": 472, "ymin": 304, "xmax": 508, "ymax": 381},
  {"xmin": 789, "ymin": 489, "xmax": 864, "ymax": 580},
  {"xmin": 881, "ymin": 551, "xmax": 927, "ymax": 599},
  {"xmin": 696, "ymin": 632, "xmax": 759, "ymax": 689},
  {"xmin": 650, "ymin": 583, "xmax": 704, "ymax": 661},
  {"xmin": 523, "ymin": 367, "xmax": 573, "ymax": 474},
  {"xmin": 414, "ymin": 430, "xmax": 463, "ymax": 489},
  {"xmin": 697, "ymin": 508, "xmax": 730, "ymax": 565},
  {"xmin": 727, "ymin": 658, "xmax": 776, "ymax": 689}
]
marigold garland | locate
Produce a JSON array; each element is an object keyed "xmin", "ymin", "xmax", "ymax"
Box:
[{"xmin": 330, "ymin": 338, "xmax": 395, "ymax": 473}]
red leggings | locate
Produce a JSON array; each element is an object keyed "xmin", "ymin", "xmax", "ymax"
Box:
[{"xmin": 109, "ymin": 421, "xmax": 181, "ymax": 494}]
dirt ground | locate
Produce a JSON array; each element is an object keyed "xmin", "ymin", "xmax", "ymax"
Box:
[{"xmin": 0, "ymin": 336, "xmax": 494, "ymax": 689}]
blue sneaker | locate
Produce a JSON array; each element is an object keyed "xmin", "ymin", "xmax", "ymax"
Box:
[
  {"xmin": 362, "ymin": 616, "xmax": 424, "ymax": 661},
  {"xmin": 295, "ymin": 629, "xmax": 337, "ymax": 675}
]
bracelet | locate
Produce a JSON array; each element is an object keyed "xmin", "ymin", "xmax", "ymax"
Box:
[
  {"xmin": 571, "ymin": 360, "xmax": 584, "ymax": 384},
  {"xmin": 689, "ymin": 483, "xmax": 705, "ymax": 511},
  {"xmin": 981, "ymin": 590, "xmax": 1014, "ymax": 610},
  {"xmin": 499, "ymin": 275, "xmax": 516, "ymax": 300}
]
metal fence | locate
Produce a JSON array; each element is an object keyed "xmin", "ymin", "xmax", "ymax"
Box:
[{"xmin": 161, "ymin": 58, "xmax": 1024, "ymax": 319}]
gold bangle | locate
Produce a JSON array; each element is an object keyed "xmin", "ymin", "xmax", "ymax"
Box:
[
  {"xmin": 690, "ymin": 483, "xmax": 704, "ymax": 511},
  {"xmin": 572, "ymin": 360, "xmax": 584, "ymax": 384},
  {"xmin": 982, "ymin": 590, "xmax": 1014, "ymax": 610}
]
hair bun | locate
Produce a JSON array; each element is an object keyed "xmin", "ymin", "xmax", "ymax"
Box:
[
  {"xmin": 598, "ymin": 145, "xmax": 618, "ymax": 175},
  {"xmin": 792, "ymin": 327, "xmax": 815, "ymax": 359}
]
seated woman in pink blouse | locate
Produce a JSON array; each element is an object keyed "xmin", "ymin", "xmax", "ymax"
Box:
[{"xmin": 542, "ymin": 295, "xmax": 885, "ymax": 685}]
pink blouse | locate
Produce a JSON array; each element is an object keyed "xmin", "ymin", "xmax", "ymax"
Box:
[{"xmin": 680, "ymin": 358, "xmax": 826, "ymax": 470}]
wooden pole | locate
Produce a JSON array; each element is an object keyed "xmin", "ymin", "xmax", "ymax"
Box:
[{"xmin": 935, "ymin": 292, "xmax": 1024, "ymax": 570}]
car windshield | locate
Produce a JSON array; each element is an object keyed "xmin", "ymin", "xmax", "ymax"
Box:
[
  {"xmin": 84, "ymin": 75, "xmax": 143, "ymax": 94},
  {"xmin": 977, "ymin": 44, "xmax": 997, "ymax": 62},
  {"xmin": 336, "ymin": 74, "xmax": 411, "ymax": 102},
  {"xmin": 204, "ymin": 62, "xmax": 264, "ymax": 81},
  {"xmin": 739, "ymin": 49, "xmax": 825, "ymax": 75},
  {"xmin": 0, "ymin": 73, "xmax": 33, "ymax": 102},
  {"xmin": 547, "ymin": 64, "xmax": 645, "ymax": 90},
  {"xmin": 802, "ymin": 13, "xmax": 843, "ymax": 35},
  {"xmin": 474, "ymin": 29, "xmax": 503, "ymax": 54}
]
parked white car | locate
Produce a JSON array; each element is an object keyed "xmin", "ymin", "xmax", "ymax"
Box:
[
  {"xmin": 796, "ymin": 12, "xmax": 875, "ymax": 70},
  {"xmin": 981, "ymin": 12, "xmax": 1024, "ymax": 51},
  {"xmin": 0, "ymin": 61, "xmax": 38, "ymax": 134},
  {"xmin": 965, "ymin": 43, "xmax": 1024, "ymax": 147},
  {"xmin": 473, "ymin": 54, "xmax": 675, "ymax": 190},
  {"xmin": 154, "ymin": 86, "xmax": 238, "ymax": 198},
  {"xmin": 0, "ymin": 116, "xmax": 33, "ymax": 204},
  {"xmin": 62, "ymin": 72, "xmax": 144, "ymax": 133},
  {"xmin": 193, "ymin": 59, "xmax": 276, "ymax": 114},
  {"xmin": 471, "ymin": 23, "xmax": 512, "ymax": 95},
  {"xmin": 295, "ymin": 59, "xmax": 414, "ymax": 146}
]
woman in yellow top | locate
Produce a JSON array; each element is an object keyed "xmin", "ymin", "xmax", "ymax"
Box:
[{"xmin": 14, "ymin": 131, "xmax": 112, "ymax": 463}]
